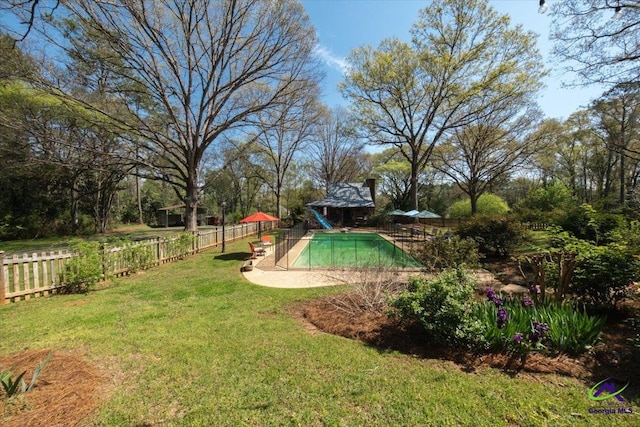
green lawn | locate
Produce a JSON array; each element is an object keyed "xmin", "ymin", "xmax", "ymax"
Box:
[
  {"xmin": 1, "ymin": 238, "xmax": 637, "ymax": 426},
  {"xmin": 0, "ymin": 224, "xmax": 211, "ymax": 254}
]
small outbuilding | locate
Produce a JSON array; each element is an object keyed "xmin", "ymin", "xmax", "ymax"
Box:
[
  {"xmin": 157, "ymin": 205, "xmax": 207, "ymax": 227},
  {"xmin": 307, "ymin": 179, "xmax": 376, "ymax": 227}
]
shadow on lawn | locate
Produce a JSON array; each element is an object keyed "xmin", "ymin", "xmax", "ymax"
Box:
[{"xmin": 213, "ymin": 251, "xmax": 251, "ymax": 262}]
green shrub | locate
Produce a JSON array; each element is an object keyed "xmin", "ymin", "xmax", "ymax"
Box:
[
  {"xmin": 0, "ymin": 370, "xmax": 26, "ymax": 398},
  {"xmin": 554, "ymin": 204, "xmax": 624, "ymax": 244},
  {"xmin": 572, "ymin": 242, "xmax": 640, "ymax": 310},
  {"xmin": 622, "ymin": 221, "xmax": 640, "ymax": 253},
  {"xmin": 61, "ymin": 240, "xmax": 103, "ymax": 294},
  {"xmin": 389, "ymin": 268, "xmax": 487, "ymax": 350},
  {"xmin": 456, "ymin": 215, "xmax": 526, "ymax": 257},
  {"xmin": 411, "ymin": 235, "xmax": 480, "ymax": 272},
  {"xmin": 177, "ymin": 232, "xmax": 195, "ymax": 254},
  {"xmin": 106, "ymin": 237, "xmax": 155, "ymax": 273},
  {"xmin": 449, "ymin": 193, "xmax": 509, "ymax": 218},
  {"xmin": 523, "ymin": 229, "xmax": 640, "ymax": 310},
  {"xmin": 474, "ymin": 298, "xmax": 605, "ymax": 355},
  {"xmin": 517, "ymin": 182, "xmax": 576, "ymax": 212}
]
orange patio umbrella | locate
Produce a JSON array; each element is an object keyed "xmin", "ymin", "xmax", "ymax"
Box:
[{"xmin": 240, "ymin": 212, "xmax": 280, "ymax": 238}]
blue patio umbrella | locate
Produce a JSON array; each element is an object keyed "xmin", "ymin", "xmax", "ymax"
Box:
[
  {"xmin": 414, "ymin": 210, "xmax": 441, "ymax": 219},
  {"xmin": 386, "ymin": 209, "xmax": 406, "ymax": 216}
]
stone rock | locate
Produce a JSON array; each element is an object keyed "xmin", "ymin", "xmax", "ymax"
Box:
[
  {"xmin": 500, "ymin": 283, "xmax": 529, "ymax": 295},
  {"xmin": 471, "ymin": 269, "xmax": 501, "ymax": 287}
]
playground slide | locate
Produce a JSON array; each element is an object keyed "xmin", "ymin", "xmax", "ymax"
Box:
[{"xmin": 309, "ymin": 208, "xmax": 332, "ymax": 229}]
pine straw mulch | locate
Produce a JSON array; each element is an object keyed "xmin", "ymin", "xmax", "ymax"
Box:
[
  {"xmin": 0, "ymin": 348, "xmax": 111, "ymax": 427},
  {"xmin": 296, "ymin": 294, "xmax": 640, "ymax": 384}
]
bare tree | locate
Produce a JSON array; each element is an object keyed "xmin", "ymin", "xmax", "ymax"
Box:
[
  {"xmin": 251, "ymin": 79, "xmax": 321, "ymax": 218},
  {"xmin": 550, "ymin": 0, "xmax": 640, "ymax": 86},
  {"xmin": 24, "ymin": 0, "xmax": 318, "ymax": 231},
  {"xmin": 307, "ymin": 106, "xmax": 366, "ymax": 193},
  {"xmin": 0, "ymin": 0, "xmax": 60, "ymax": 44},
  {"xmin": 431, "ymin": 106, "xmax": 543, "ymax": 215},
  {"xmin": 591, "ymin": 83, "xmax": 640, "ymax": 205}
]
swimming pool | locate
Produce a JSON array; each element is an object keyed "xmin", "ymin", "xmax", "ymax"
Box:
[{"xmin": 292, "ymin": 232, "xmax": 421, "ymax": 269}]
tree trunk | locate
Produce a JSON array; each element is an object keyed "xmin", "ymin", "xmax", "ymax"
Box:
[
  {"xmin": 136, "ymin": 171, "xmax": 143, "ymax": 224},
  {"xmin": 99, "ymin": 193, "xmax": 115, "ymax": 234},
  {"xmin": 71, "ymin": 178, "xmax": 80, "ymax": 234},
  {"xmin": 94, "ymin": 183, "xmax": 103, "ymax": 234},
  {"xmin": 620, "ymin": 148, "xmax": 626, "ymax": 206},
  {"xmin": 276, "ymin": 190, "xmax": 281, "ymax": 219},
  {"xmin": 470, "ymin": 192, "xmax": 478, "ymax": 215},
  {"xmin": 410, "ymin": 160, "xmax": 419, "ymax": 211},
  {"xmin": 184, "ymin": 170, "xmax": 199, "ymax": 232}
]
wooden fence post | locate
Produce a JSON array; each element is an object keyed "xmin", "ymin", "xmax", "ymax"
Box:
[{"xmin": 0, "ymin": 251, "xmax": 5, "ymax": 305}]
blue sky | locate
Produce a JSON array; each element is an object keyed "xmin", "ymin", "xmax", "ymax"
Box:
[{"xmin": 302, "ymin": 0, "xmax": 604, "ymax": 120}]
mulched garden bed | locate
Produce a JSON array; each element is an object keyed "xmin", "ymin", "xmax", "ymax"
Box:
[
  {"xmin": 296, "ymin": 293, "xmax": 640, "ymax": 383},
  {"xmin": 0, "ymin": 349, "xmax": 111, "ymax": 427}
]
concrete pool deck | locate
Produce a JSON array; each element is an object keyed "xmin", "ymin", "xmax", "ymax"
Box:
[
  {"xmin": 241, "ymin": 243, "xmax": 354, "ymax": 288},
  {"xmin": 240, "ymin": 230, "xmax": 501, "ymax": 289}
]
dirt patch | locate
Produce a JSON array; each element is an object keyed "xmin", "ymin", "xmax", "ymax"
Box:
[
  {"xmin": 297, "ymin": 294, "xmax": 640, "ymax": 383},
  {"xmin": 0, "ymin": 349, "xmax": 110, "ymax": 427}
]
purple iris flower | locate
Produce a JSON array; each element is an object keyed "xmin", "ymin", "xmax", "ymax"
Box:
[
  {"xmin": 521, "ymin": 297, "xmax": 534, "ymax": 308},
  {"xmin": 486, "ymin": 288, "xmax": 504, "ymax": 307},
  {"xmin": 513, "ymin": 333, "xmax": 523, "ymax": 343},
  {"xmin": 529, "ymin": 321, "xmax": 550, "ymax": 344},
  {"xmin": 533, "ymin": 322, "xmax": 550, "ymax": 332},
  {"xmin": 532, "ymin": 321, "xmax": 541, "ymax": 330},
  {"xmin": 530, "ymin": 331, "xmax": 541, "ymax": 343},
  {"xmin": 497, "ymin": 308, "xmax": 509, "ymax": 329}
]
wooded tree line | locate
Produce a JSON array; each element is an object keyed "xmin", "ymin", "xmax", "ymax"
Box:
[{"xmin": 0, "ymin": 0, "xmax": 638, "ymax": 239}]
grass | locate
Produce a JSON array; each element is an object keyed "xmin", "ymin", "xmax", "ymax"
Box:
[
  {"xmin": 0, "ymin": 224, "xmax": 206, "ymax": 254},
  {"xmin": 1, "ymin": 238, "xmax": 638, "ymax": 426}
]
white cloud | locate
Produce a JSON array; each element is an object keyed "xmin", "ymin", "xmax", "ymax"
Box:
[{"xmin": 313, "ymin": 44, "xmax": 350, "ymax": 74}]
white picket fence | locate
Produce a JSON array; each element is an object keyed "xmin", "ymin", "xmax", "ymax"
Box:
[{"xmin": 0, "ymin": 223, "xmax": 274, "ymax": 304}]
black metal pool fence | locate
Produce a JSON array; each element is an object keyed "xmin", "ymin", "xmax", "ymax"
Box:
[
  {"xmin": 274, "ymin": 221, "xmax": 306, "ymax": 267},
  {"xmin": 272, "ymin": 223, "xmax": 430, "ymax": 270}
]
